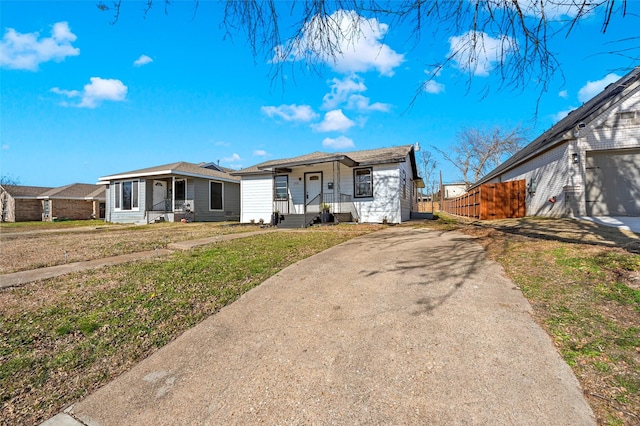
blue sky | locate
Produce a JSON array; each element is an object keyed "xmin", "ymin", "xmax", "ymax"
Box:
[{"xmin": 1, "ymin": 1, "xmax": 637, "ymax": 187}]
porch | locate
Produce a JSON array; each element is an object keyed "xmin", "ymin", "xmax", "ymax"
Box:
[
  {"xmin": 146, "ymin": 199, "xmax": 195, "ymax": 223},
  {"xmin": 146, "ymin": 177, "xmax": 194, "ymax": 223},
  {"xmin": 273, "ymin": 192, "xmax": 357, "ymax": 228}
]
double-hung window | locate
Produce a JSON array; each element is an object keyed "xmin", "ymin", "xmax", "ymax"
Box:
[
  {"xmin": 114, "ymin": 180, "xmax": 139, "ymax": 211},
  {"xmin": 274, "ymin": 175, "xmax": 288, "ymax": 200},
  {"xmin": 354, "ymin": 168, "xmax": 373, "ymax": 198},
  {"xmin": 210, "ymin": 181, "xmax": 223, "ymax": 210}
]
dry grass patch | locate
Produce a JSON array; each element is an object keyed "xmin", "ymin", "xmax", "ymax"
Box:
[
  {"xmin": 416, "ymin": 215, "xmax": 640, "ymax": 425},
  {"xmin": 0, "ymin": 222, "xmax": 257, "ymax": 274}
]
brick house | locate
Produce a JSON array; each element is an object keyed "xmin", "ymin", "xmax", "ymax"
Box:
[
  {"xmin": 0, "ymin": 185, "xmax": 53, "ymax": 222},
  {"xmin": 473, "ymin": 67, "xmax": 640, "ymax": 217},
  {"xmin": 38, "ymin": 183, "xmax": 106, "ymax": 221},
  {"xmin": 0, "ymin": 183, "xmax": 106, "ymax": 222}
]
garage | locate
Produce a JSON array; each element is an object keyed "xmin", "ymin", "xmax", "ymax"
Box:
[{"xmin": 585, "ymin": 148, "xmax": 640, "ymax": 216}]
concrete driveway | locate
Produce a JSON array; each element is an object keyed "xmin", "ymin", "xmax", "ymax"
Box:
[{"xmin": 49, "ymin": 227, "xmax": 594, "ymax": 425}]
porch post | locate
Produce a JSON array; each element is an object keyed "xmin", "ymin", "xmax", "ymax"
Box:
[
  {"xmin": 336, "ymin": 160, "xmax": 341, "ymax": 213},
  {"xmin": 171, "ymin": 177, "xmax": 175, "ymax": 212}
]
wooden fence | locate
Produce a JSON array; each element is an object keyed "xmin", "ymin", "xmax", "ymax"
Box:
[{"xmin": 442, "ymin": 180, "xmax": 526, "ymax": 220}]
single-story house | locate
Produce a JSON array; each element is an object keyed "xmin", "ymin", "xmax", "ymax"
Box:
[
  {"xmin": 442, "ymin": 183, "xmax": 467, "ymax": 199},
  {"xmin": 38, "ymin": 183, "xmax": 106, "ymax": 221},
  {"xmin": 232, "ymin": 145, "xmax": 424, "ymax": 226},
  {"xmin": 0, "ymin": 185, "xmax": 53, "ymax": 222},
  {"xmin": 474, "ymin": 66, "xmax": 640, "ymax": 217},
  {"xmin": 98, "ymin": 161, "xmax": 240, "ymax": 224}
]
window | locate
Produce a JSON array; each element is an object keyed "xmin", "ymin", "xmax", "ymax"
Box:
[
  {"xmin": 354, "ymin": 168, "xmax": 373, "ymax": 198},
  {"xmin": 401, "ymin": 169, "xmax": 407, "ymax": 199},
  {"xmin": 175, "ymin": 180, "xmax": 186, "ymax": 203},
  {"xmin": 115, "ymin": 180, "xmax": 139, "ymax": 211},
  {"xmin": 274, "ymin": 175, "xmax": 288, "ymax": 200},
  {"xmin": 210, "ymin": 181, "xmax": 223, "ymax": 210}
]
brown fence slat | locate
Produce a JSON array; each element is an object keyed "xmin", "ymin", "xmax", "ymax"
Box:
[{"xmin": 442, "ymin": 180, "xmax": 526, "ymax": 220}]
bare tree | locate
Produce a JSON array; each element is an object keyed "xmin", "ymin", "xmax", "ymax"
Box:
[
  {"xmin": 433, "ymin": 126, "xmax": 526, "ymax": 187},
  {"xmin": 418, "ymin": 149, "xmax": 438, "ymax": 199},
  {"xmin": 98, "ymin": 1, "xmax": 635, "ymax": 98}
]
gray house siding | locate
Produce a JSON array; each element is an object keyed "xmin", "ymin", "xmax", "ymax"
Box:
[
  {"xmin": 191, "ymin": 179, "xmax": 240, "ymax": 222},
  {"xmin": 106, "ymin": 179, "xmax": 148, "ymax": 224}
]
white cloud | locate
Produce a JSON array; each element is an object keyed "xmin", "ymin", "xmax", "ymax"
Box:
[
  {"xmin": 2, "ymin": 144, "xmax": 9, "ymax": 150},
  {"xmin": 322, "ymin": 75, "xmax": 391, "ymax": 112},
  {"xmin": 253, "ymin": 149, "xmax": 267, "ymax": 156},
  {"xmin": 514, "ymin": 0, "xmax": 589, "ymax": 19},
  {"xmin": 322, "ymin": 136, "xmax": 355, "ymax": 150},
  {"xmin": 578, "ymin": 73, "xmax": 621, "ymax": 103},
  {"xmin": 558, "ymin": 90, "xmax": 568, "ymax": 99},
  {"xmin": 223, "ymin": 153, "xmax": 242, "ymax": 163},
  {"xmin": 273, "ymin": 10, "xmax": 404, "ymax": 76},
  {"xmin": 0, "ymin": 21, "xmax": 79, "ymax": 71},
  {"xmin": 51, "ymin": 77, "xmax": 128, "ymax": 108},
  {"xmin": 322, "ymin": 75, "xmax": 367, "ymax": 109},
  {"xmin": 50, "ymin": 87, "xmax": 81, "ymax": 98},
  {"xmin": 133, "ymin": 54, "xmax": 153, "ymax": 67},
  {"xmin": 345, "ymin": 94, "xmax": 391, "ymax": 112},
  {"xmin": 311, "ymin": 109, "xmax": 355, "ymax": 133},
  {"xmin": 261, "ymin": 104, "xmax": 318, "ymax": 122},
  {"xmin": 448, "ymin": 31, "xmax": 516, "ymax": 77},
  {"xmin": 423, "ymin": 80, "xmax": 445, "ymax": 94},
  {"xmin": 214, "ymin": 141, "xmax": 230, "ymax": 147}
]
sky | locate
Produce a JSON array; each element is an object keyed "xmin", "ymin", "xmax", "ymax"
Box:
[{"xmin": 1, "ymin": 1, "xmax": 638, "ymax": 188}]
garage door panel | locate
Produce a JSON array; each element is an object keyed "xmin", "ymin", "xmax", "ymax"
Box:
[{"xmin": 585, "ymin": 149, "xmax": 640, "ymax": 216}]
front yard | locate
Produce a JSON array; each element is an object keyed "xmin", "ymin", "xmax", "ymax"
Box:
[{"xmin": 0, "ymin": 225, "xmax": 382, "ymax": 425}]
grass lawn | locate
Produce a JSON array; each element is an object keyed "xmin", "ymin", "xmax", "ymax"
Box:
[
  {"xmin": 416, "ymin": 215, "xmax": 640, "ymax": 426},
  {"xmin": 0, "ymin": 222, "xmax": 258, "ymax": 274},
  {"xmin": 0, "ymin": 225, "xmax": 382, "ymax": 425},
  {"xmin": 0, "ymin": 219, "xmax": 110, "ymax": 232}
]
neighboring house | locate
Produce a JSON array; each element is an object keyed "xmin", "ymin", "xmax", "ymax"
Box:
[
  {"xmin": 474, "ymin": 67, "xmax": 640, "ymax": 217},
  {"xmin": 232, "ymin": 145, "xmax": 423, "ymax": 226},
  {"xmin": 0, "ymin": 185, "xmax": 53, "ymax": 222},
  {"xmin": 38, "ymin": 183, "xmax": 106, "ymax": 221},
  {"xmin": 98, "ymin": 162, "xmax": 240, "ymax": 224},
  {"xmin": 442, "ymin": 183, "xmax": 467, "ymax": 199}
]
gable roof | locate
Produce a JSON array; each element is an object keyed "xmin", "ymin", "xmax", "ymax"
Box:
[
  {"xmin": 0, "ymin": 185, "xmax": 53, "ymax": 198},
  {"xmin": 474, "ymin": 66, "xmax": 640, "ymax": 188},
  {"xmin": 39, "ymin": 183, "xmax": 105, "ymax": 200},
  {"xmin": 233, "ymin": 145, "xmax": 419, "ymax": 178},
  {"xmin": 98, "ymin": 161, "xmax": 240, "ymax": 184}
]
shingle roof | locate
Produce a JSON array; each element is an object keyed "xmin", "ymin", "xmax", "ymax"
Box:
[
  {"xmin": 473, "ymin": 66, "xmax": 640, "ymax": 188},
  {"xmin": 233, "ymin": 145, "xmax": 415, "ymax": 175},
  {"xmin": 0, "ymin": 185, "xmax": 53, "ymax": 198},
  {"xmin": 99, "ymin": 161, "xmax": 240, "ymax": 183},
  {"xmin": 39, "ymin": 183, "xmax": 106, "ymax": 200}
]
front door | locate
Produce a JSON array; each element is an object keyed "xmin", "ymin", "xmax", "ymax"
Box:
[
  {"xmin": 153, "ymin": 180, "xmax": 167, "ymax": 210},
  {"xmin": 305, "ymin": 172, "xmax": 322, "ymax": 212}
]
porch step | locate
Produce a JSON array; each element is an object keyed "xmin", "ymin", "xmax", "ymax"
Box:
[{"xmin": 277, "ymin": 214, "xmax": 314, "ymax": 229}]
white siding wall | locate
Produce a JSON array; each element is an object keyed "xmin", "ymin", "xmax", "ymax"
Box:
[
  {"xmin": 355, "ymin": 164, "xmax": 401, "ymax": 223},
  {"xmin": 240, "ymin": 175, "xmax": 273, "ymax": 223},
  {"xmin": 494, "ymin": 86, "xmax": 640, "ymax": 217}
]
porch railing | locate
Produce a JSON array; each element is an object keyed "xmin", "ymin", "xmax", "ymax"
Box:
[{"xmin": 305, "ymin": 193, "xmax": 357, "ymax": 218}]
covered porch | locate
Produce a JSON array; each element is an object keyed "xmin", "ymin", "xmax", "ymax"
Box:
[
  {"xmin": 146, "ymin": 177, "xmax": 195, "ymax": 223},
  {"xmin": 260, "ymin": 155, "xmax": 361, "ymax": 227}
]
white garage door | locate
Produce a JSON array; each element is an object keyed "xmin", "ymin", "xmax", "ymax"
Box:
[{"xmin": 585, "ymin": 149, "xmax": 640, "ymax": 216}]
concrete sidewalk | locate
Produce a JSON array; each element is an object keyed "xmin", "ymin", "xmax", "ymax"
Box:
[
  {"xmin": 1, "ymin": 229, "xmax": 275, "ymax": 289},
  {"xmin": 43, "ymin": 227, "xmax": 594, "ymax": 425}
]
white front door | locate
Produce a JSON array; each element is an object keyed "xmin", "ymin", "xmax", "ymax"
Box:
[
  {"xmin": 153, "ymin": 180, "xmax": 167, "ymax": 210},
  {"xmin": 305, "ymin": 172, "xmax": 322, "ymax": 212}
]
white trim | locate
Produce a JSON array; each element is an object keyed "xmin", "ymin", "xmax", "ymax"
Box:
[
  {"xmin": 99, "ymin": 170, "xmax": 239, "ymax": 184},
  {"xmin": 209, "ymin": 180, "xmax": 224, "ymax": 211},
  {"xmin": 113, "ymin": 179, "xmax": 140, "ymax": 212}
]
